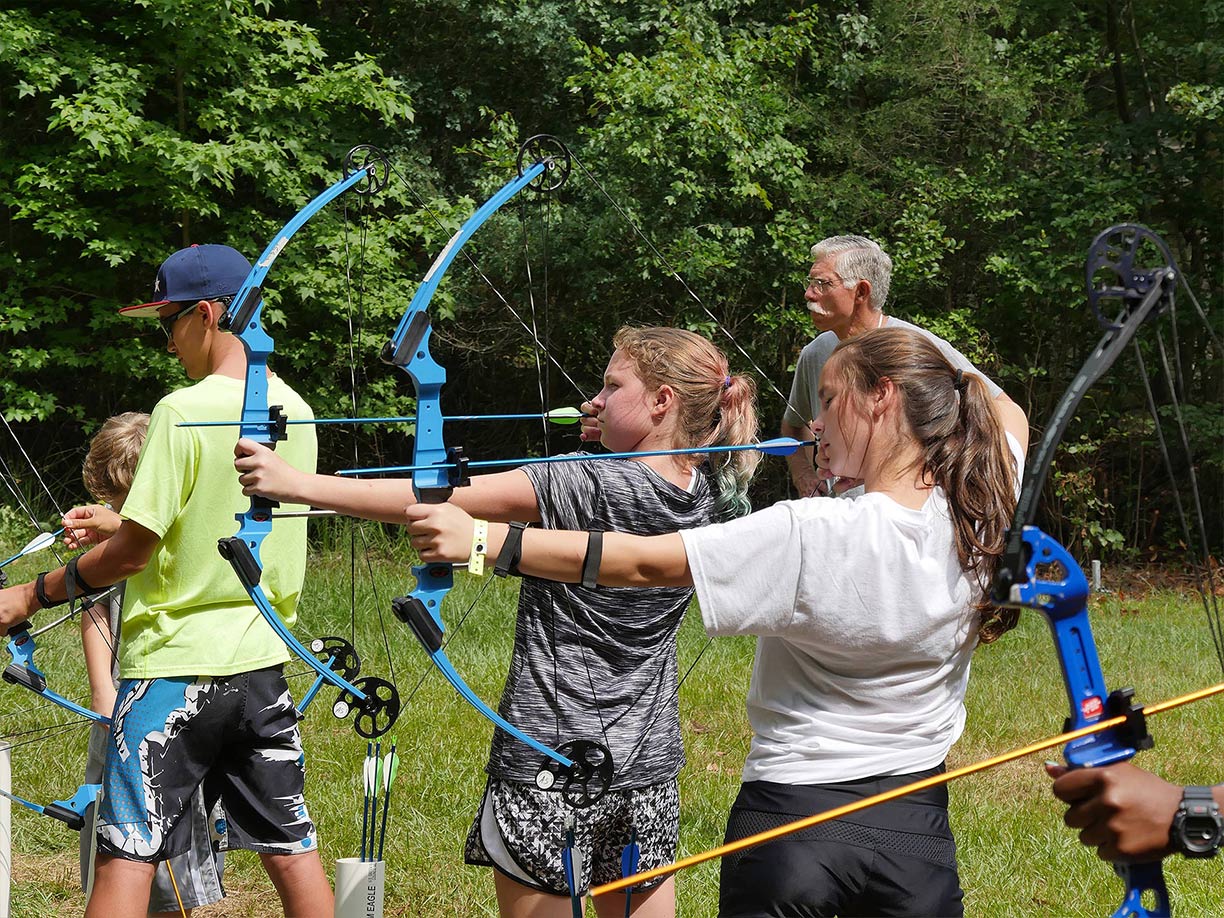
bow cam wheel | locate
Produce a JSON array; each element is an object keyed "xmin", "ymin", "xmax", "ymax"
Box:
[
  {"xmin": 344, "ymin": 676, "xmax": 401, "ymax": 739},
  {"xmin": 1086, "ymin": 224, "xmax": 1177, "ymax": 331},
  {"xmin": 308, "ymin": 636, "xmax": 361, "ymax": 682},
  {"xmin": 345, "ymin": 144, "xmax": 391, "ymax": 196},
  {"xmin": 534, "ymin": 740, "xmax": 613, "ymax": 808},
  {"xmin": 518, "ymin": 134, "xmax": 571, "ymax": 193}
]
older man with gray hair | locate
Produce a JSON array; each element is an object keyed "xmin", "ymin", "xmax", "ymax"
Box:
[{"xmin": 781, "ymin": 234, "xmax": 1027, "ymax": 495}]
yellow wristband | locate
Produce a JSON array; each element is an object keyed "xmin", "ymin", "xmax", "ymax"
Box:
[{"xmin": 468, "ymin": 519, "xmax": 489, "ymax": 576}]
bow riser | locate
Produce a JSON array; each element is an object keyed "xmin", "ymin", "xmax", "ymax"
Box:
[{"xmin": 3, "ymin": 623, "xmax": 110, "ymax": 725}]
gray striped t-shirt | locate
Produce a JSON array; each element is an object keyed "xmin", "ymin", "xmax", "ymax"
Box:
[{"xmin": 485, "ymin": 454, "xmax": 717, "ymax": 789}]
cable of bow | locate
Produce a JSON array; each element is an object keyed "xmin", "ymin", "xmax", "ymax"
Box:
[
  {"xmin": 216, "ymin": 145, "xmax": 400, "ymax": 739},
  {"xmin": 381, "ymin": 135, "xmax": 613, "ymax": 807},
  {"xmin": 0, "ymin": 419, "xmax": 118, "ymax": 727}
]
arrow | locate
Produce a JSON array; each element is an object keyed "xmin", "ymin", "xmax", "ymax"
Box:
[
  {"xmin": 337, "ymin": 437, "xmax": 817, "ymax": 477},
  {"xmin": 368, "ymin": 741, "xmax": 382, "ymax": 862},
  {"xmin": 361, "ymin": 743, "xmax": 377, "ymax": 862},
  {"xmin": 177, "ymin": 407, "xmax": 588, "ymax": 429},
  {"xmin": 375, "ymin": 741, "xmax": 399, "ymax": 863},
  {"xmin": 1, "ymin": 528, "xmax": 64, "ymax": 569}
]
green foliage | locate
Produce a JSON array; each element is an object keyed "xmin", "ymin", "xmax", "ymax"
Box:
[{"xmin": 1, "ymin": 0, "xmax": 1221, "ymax": 552}]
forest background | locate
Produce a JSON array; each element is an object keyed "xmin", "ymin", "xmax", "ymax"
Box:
[
  {"xmin": 0, "ymin": 2, "xmax": 1222, "ymax": 916},
  {"xmin": 1, "ymin": 0, "xmax": 1220, "ymax": 560}
]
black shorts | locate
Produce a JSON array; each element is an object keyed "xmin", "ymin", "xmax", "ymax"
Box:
[
  {"xmin": 97, "ymin": 667, "xmax": 317, "ymax": 862},
  {"xmin": 719, "ymin": 767, "xmax": 963, "ymax": 918}
]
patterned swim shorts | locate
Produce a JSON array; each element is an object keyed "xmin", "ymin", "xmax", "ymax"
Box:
[
  {"xmin": 97, "ymin": 666, "xmax": 316, "ymax": 862},
  {"xmin": 465, "ymin": 777, "xmax": 679, "ymax": 895}
]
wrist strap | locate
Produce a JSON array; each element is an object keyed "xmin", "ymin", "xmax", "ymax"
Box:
[
  {"xmin": 581, "ymin": 531, "xmax": 603, "ymax": 590},
  {"xmin": 468, "ymin": 519, "xmax": 489, "ymax": 576},
  {"xmin": 65, "ymin": 555, "xmax": 102, "ymax": 598},
  {"xmin": 494, "ymin": 522, "xmax": 528, "ymax": 578},
  {"xmin": 34, "ymin": 572, "xmax": 66, "ymax": 609}
]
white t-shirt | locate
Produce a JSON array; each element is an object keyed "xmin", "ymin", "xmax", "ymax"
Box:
[{"xmin": 680, "ymin": 434, "xmax": 1024, "ymax": 784}]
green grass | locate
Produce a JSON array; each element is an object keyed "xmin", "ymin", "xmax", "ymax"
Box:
[{"xmin": 2, "ymin": 541, "xmax": 1222, "ymax": 916}]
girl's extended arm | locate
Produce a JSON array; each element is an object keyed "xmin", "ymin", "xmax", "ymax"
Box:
[
  {"xmin": 235, "ymin": 438, "xmax": 542, "ymax": 523},
  {"xmin": 405, "ymin": 502, "xmax": 693, "ymax": 588}
]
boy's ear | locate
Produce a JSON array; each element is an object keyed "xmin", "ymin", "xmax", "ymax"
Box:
[{"xmin": 199, "ymin": 299, "xmax": 227, "ymax": 330}]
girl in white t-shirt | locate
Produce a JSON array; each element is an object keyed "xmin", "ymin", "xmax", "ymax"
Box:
[
  {"xmin": 406, "ymin": 326, "xmax": 1029, "ymax": 917},
  {"xmin": 234, "ymin": 326, "xmax": 760, "ymax": 918}
]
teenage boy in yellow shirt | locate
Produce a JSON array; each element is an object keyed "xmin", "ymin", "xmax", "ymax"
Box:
[{"xmin": 0, "ymin": 244, "xmax": 324, "ymax": 918}]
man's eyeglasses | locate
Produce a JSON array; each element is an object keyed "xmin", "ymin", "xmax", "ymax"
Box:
[
  {"xmin": 159, "ymin": 301, "xmax": 199, "ymax": 341},
  {"xmin": 802, "ymin": 275, "xmax": 842, "ymax": 294}
]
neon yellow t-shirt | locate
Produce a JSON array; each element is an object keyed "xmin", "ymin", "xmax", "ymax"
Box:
[{"xmin": 118, "ymin": 374, "xmax": 317, "ymax": 679}]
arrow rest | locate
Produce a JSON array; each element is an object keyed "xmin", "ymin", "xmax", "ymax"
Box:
[
  {"xmin": 518, "ymin": 134, "xmax": 571, "ymax": 193},
  {"xmin": 535, "ymin": 739, "xmax": 614, "ymax": 808},
  {"xmin": 1086, "ymin": 223, "xmax": 1177, "ymax": 332}
]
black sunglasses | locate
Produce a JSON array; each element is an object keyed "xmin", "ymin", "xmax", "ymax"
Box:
[
  {"xmin": 158, "ymin": 296, "xmax": 232, "ymax": 341},
  {"xmin": 159, "ymin": 301, "xmax": 199, "ymax": 341}
]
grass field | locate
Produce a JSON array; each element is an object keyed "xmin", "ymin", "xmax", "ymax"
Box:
[{"xmin": 2, "ymin": 537, "xmax": 1221, "ymax": 917}]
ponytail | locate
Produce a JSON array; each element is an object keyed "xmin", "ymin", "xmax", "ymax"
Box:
[{"xmin": 831, "ymin": 328, "xmax": 1019, "ymax": 642}]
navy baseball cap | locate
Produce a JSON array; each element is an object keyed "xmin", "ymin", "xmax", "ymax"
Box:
[{"xmin": 120, "ymin": 244, "xmax": 252, "ymax": 318}]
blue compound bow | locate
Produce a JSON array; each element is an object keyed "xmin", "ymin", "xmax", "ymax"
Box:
[
  {"xmin": 216, "ymin": 145, "xmax": 400, "ymax": 738},
  {"xmin": 380, "ymin": 135, "xmax": 613, "ymax": 807},
  {"xmin": 992, "ymin": 223, "xmax": 1223, "ymax": 918}
]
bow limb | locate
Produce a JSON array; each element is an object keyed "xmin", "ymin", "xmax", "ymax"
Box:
[
  {"xmin": 383, "ymin": 142, "xmax": 617, "ymax": 802},
  {"xmin": 216, "ymin": 147, "xmax": 400, "ymax": 739}
]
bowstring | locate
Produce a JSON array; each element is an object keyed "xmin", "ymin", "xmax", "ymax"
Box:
[
  {"xmin": 1131, "ymin": 316, "xmax": 1224, "ymax": 676},
  {"xmin": 340, "ymin": 184, "xmax": 399, "ymax": 701},
  {"xmin": 566, "ymin": 148, "xmax": 805, "ymax": 423},
  {"xmin": 0, "ymin": 417, "xmax": 122, "ymax": 727},
  {"xmin": 519, "ymin": 183, "xmax": 617, "ymax": 776}
]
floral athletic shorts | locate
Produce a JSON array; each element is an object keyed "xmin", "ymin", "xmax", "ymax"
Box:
[{"xmin": 465, "ymin": 777, "xmax": 679, "ymax": 895}]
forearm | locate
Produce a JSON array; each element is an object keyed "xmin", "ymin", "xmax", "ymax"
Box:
[
  {"xmin": 484, "ymin": 523, "xmax": 692, "ymax": 588},
  {"xmin": 285, "ymin": 473, "xmax": 417, "ymax": 524},
  {"xmin": 17, "ymin": 522, "xmax": 155, "ymax": 617},
  {"xmin": 781, "ymin": 420, "xmax": 819, "ymax": 494},
  {"xmin": 80, "ymin": 604, "xmax": 117, "ymax": 710}
]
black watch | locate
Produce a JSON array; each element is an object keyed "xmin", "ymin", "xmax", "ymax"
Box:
[{"xmin": 1170, "ymin": 785, "xmax": 1223, "ymax": 858}]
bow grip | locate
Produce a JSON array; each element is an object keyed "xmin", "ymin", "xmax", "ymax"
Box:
[
  {"xmin": 1111, "ymin": 862, "xmax": 1171, "ymax": 918},
  {"xmin": 391, "ymin": 562, "xmax": 454, "ymax": 654}
]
